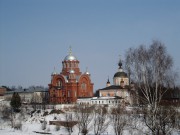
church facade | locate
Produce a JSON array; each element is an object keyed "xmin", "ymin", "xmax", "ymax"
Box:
[
  {"xmin": 48, "ymin": 48, "xmax": 94, "ymax": 104},
  {"xmin": 98, "ymin": 58, "xmax": 136, "ymax": 105}
]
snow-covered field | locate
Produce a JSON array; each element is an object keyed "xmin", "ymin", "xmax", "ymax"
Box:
[
  {"xmin": 0, "ymin": 103, "xmax": 179, "ymax": 135},
  {"xmin": 0, "ymin": 108, "xmax": 113, "ymax": 135}
]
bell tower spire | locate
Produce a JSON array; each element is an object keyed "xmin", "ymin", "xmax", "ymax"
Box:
[
  {"xmin": 106, "ymin": 76, "xmax": 111, "ymax": 87},
  {"xmin": 118, "ymin": 54, "xmax": 122, "ymax": 68},
  {"xmin": 118, "ymin": 54, "xmax": 123, "ymax": 72}
]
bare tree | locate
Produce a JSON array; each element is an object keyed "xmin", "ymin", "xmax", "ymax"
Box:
[
  {"xmin": 111, "ymin": 105, "xmax": 129, "ymax": 135},
  {"xmin": 156, "ymin": 106, "xmax": 176, "ymax": 135},
  {"xmin": 64, "ymin": 113, "xmax": 73, "ymax": 135},
  {"xmin": 125, "ymin": 40, "xmax": 176, "ymax": 135},
  {"xmin": 93, "ymin": 106, "xmax": 110, "ymax": 135},
  {"xmin": 31, "ymin": 93, "xmax": 37, "ymax": 110},
  {"xmin": 41, "ymin": 118, "xmax": 47, "ymax": 130},
  {"xmin": 1, "ymin": 105, "xmax": 16, "ymax": 129},
  {"xmin": 175, "ymin": 108, "xmax": 180, "ymax": 132},
  {"xmin": 74, "ymin": 104, "xmax": 94, "ymax": 135},
  {"xmin": 41, "ymin": 92, "xmax": 48, "ymax": 110}
]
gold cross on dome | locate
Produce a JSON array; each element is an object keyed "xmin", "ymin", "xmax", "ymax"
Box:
[{"xmin": 69, "ymin": 46, "xmax": 72, "ymax": 55}]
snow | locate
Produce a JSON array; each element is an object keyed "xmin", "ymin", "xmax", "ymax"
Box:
[{"xmin": 0, "ymin": 102, "xmax": 179, "ymax": 135}]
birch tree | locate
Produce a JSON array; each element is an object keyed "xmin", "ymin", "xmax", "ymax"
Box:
[
  {"xmin": 74, "ymin": 104, "xmax": 93, "ymax": 135},
  {"xmin": 111, "ymin": 105, "xmax": 129, "ymax": 135},
  {"xmin": 125, "ymin": 40, "xmax": 176, "ymax": 135},
  {"xmin": 93, "ymin": 106, "xmax": 110, "ymax": 135},
  {"xmin": 64, "ymin": 113, "xmax": 73, "ymax": 135}
]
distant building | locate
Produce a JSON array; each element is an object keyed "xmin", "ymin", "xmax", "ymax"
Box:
[
  {"xmin": 97, "ymin": 57, "xmax": 136, "ymax": 105},
  {"xmin": 77, "ymin": 57, "xmax": 136, "ymax": 106},
  {"xmin": 0, "ymin": 86, "xmax": 7, "ymax": 96},
  {"xmin": 0, "ymin": 86, "xmax": 7, "ymax": 100},
  {"xmin": 77, "ymin": 96, "xmax": 123, "ymax": 106},
  {"xmin": 0, "ymin": 86, "xmax": 13, "ymax": 100},
  {"xmin": 4, "ymin": 87, "xmax": 48, "ymax": 104},
  {"xmin": 48, "ymin": 47, "xmax": 94, "ymax": 104},
  {"xmin": 161, "ymin": 87, "xmax": 180, "ymax": 105}
]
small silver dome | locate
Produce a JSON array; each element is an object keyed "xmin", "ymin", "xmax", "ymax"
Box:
[
  {"xmin": 64, "ymin": 47, "xmax": 77, "ymax": 61},
  {"xmin": 69, "ymin": 69, "xmax": 75, "ymax": 74},
  {"xmin": 52, "ymin": 71, "xmax": 57, "ymax": 75},
  {"xmin": 84, "ymin": 67, "xmax": 90, "ymax": 75},
  {"xmin": 64, "ymin": 54, "xmax": 77, "ymax": 61},
  {"xmin": 52, "ymin": 67, "xmax": 57, "ymax": 75},
  {"xmin": 85, "ymin": 71, "xmax": 90, "ymax": 75}
]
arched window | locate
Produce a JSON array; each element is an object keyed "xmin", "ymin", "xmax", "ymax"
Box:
[
  {"xmin": 107, "ymin": 93, "xmax": 110, "ymax": 97},
  {"xmin": 68, "ymin": 90, "xmax": 70, "ymax": 97},
  {"xmin": 81, "ymin": 82, "xmax": 86, "ymax": 90},
  {"xmin": 74, "ymin": 91, "xmax": 76, "ymax": 97},
  {"xmin": 57, "ymin": 80, "xmax": 63, "ymax": 88}
]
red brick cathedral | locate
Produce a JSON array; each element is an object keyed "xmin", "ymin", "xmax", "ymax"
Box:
[{"xmin": 48, "ymin": 48, "xmax": 94, "ymax": 104}]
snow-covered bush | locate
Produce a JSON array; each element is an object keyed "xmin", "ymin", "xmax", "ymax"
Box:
[
  {"xmin": 46, "ymin": 125, "xmax": 50, "ymax": 132},
  {"xmin": 55, "ymin": 125, "xmax": 60, "ymax": 131},
  {"xmin": 41, "ymin": 119, "xmax": 47, "ymax": 130},
  {"xmin": 1, "ymin": 106, "xmax": 11, "ymax": 119},
  {"xmin": 14, "ymin": 121, "xmax": 22, "ymax": 130}
]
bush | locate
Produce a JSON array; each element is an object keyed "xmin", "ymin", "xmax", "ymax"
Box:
[
  {"xmin": 31, "ymin": 110, "xmax": 36, "ymax": 114},
  {"xmin": 14, "ymin": 121, "xmax": 22, "ymax": 130},
  {"xmin": 41, "ymin": 120, "xmax": 47, "ymax": 130},
  {"xmin": 2, "ymin": 106, "xmax": 11, "ymax": 119},
  {"xmin": 55, "ymin": 125, "xmax": 60, "ymax": 131},
  {"xmin": 54, "ymin": 116, "xmax": 57, "ymax": 120},
  {"xmin": 37, "ymin": 110, "xmax": 41, "ymax": 113},
  {"xmin": 43, "ymin": 111, "xmax": 49, "ymax": 116},
  {"xmin": 10, "ymin": 92, "xmax": 21, "ymax": 112},
  {"xmin": 46, "ymin": 126, "xmax": 50, "ymax": 132},
  {"xmin": 49, "ymin": 109, "xmax": 64, "ymax": 114}
]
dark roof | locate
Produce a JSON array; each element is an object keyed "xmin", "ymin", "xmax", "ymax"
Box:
[
  {"xmin": 5, "ymin": 87, "xmax": 48, "ymax": 94},
  {"xmin": 0, "ymin": 86, "xmax": 12, "ymax": 91},
  {"xmin": 113, "ymin": 96, "xmax": 124, "ymax": 99},
  {"xmin": 77, "ymin": 97, "xmax": 92, "ymax": 99},
  {"xmin": 114, "ymin": 72, "xmax": 128, "ymax": 78},
  {"xmin": 91, "ymin": 96, "xmax": 124, "ymax": 100},
  {"xmin": 99, "ymin": 85, "xmax": 128, "ymax": 90}
]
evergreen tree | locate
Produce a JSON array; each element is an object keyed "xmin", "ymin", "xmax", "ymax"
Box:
[{"xmin": 10, "ymin": 92, "xmax": 21, "ymax": 112}]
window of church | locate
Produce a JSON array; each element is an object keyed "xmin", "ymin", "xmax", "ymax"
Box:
[
  {"xmin": 68, "ymin": 90, "xmax": 70, "ymax": 97},
  {"xmin": 62, "ymin": 92, "xmax": 65, "ymax": 97},
  {"xmin": 81, "ymin": 83, "xmax": 86, "ymax": 90},
  {"xmin": 74, "ymin": 91, "xmax": 76, "ymax": 97},
  {"xmin": 57, "ymin": 80, "xmax": 63, "ymax": 88},
  {"xmin": 72, "ymin": 62, "xmax": 75, "ymax": 68}
]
